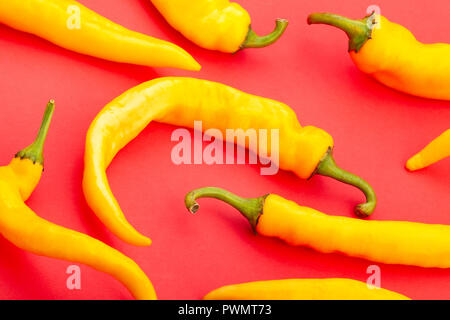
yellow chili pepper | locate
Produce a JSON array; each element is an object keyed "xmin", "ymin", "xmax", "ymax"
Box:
[
  {"xmin": 0, "ymin": 0, "xmax": 200, "ymax": 70},
  {"xmin": 406, "ymin": 129, "xmax": 450, "ymax": 171},
  {"xmin": 1, "ymin": 101, "xmax": 156, "ymax": 300},
  {"xmin": 83, "ymin": 77, "xmax": 377, "ymax": 246},
  {"xmin": 204, "ymin": 279, "xmax": 410, "ymax": 300},
  {"xmin": 307, "ymin": 12, "xmax": 450, "ymax": 100},
  {"xmin": 149, "ymin": 0, "xmax": 288, "ymax": 53},
  {"xmin": 186, "ymin": 186, "xmax": 450, "ymax": 268}
]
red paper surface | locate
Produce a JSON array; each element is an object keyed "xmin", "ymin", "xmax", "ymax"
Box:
[{"xmin": 0, "ymin": 0, "xmax": 449, "ymax": 300}]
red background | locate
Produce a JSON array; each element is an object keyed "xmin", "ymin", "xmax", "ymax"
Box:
[{"xmin": 0, "ymin": 0, "xmax": 449, "ymax": 300}]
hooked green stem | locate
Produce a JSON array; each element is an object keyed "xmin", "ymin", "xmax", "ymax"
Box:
[
  {"xmin": 240, "ymin": 19, "xmax": 289, "ymax": 50},
  {"xmin": 307, "ymin": 12, "xmax": 377, "ymax": 52},
  {"xmin": 185, "ymin": 187, "xmax": 267, "ymax": 229},
  {"xmin": 315, "ymin": 149, "xmax": 377, "ymax": 218},
  {"xmin": 16, "ymin": 100, "xmax": 55, "ymax": 166}
]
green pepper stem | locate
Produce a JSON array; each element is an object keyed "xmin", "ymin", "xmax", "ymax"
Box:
[
  {"xmin": 15, "ymin": 100, "xmax": 55, "ymax": 166},
  {"xmin": 185, "ymin": 187, "xmax": 267, "ymax": 229},
  {"xmin": 314, "ymin": 149, "xmax": 377, "ymax": 218},
  {"xmin": 307, "ymin": 12, "xmax": 376, "ymax": 52},
  {"xmin": 240, "ymin": 19, "xmax": 289, "ymax": 50}
]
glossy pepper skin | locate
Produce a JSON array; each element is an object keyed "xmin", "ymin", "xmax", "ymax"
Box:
[
  {"xmin": 150, "ymin": 0, "xmax": 288, "ymax": 53},
  {"xmin": 0, "ymin": 0, "xmax": 200, "ymax": 71},
  {"xmin": 83, "ymin": 77, "xmax": 377, "ymax": 247},
  {"xmin": 204, "ymin": 279, "xmax": 409, "ymax": 300},
  {"xmin": 307, "ymin": 12, "xmax": 450, "ymax": 100},
  {"xmin": 186, "ymin": 187, "xmax": 450, "ymax": 268},
  {"xmin": 406, "ymin": 129, "xmax": 450, "ymax": 171},
  {"xmin": 1, "ymin": 101, "xmax": 156, "ymax": 300}
]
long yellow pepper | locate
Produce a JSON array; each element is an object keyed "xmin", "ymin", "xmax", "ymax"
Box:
[
  {"xmin": 83, "ymin": 77, "xmax": 377, "ymax": 247},
  {"xmin": 204, "ymin": 279, "xmax": 410, "ymax": 300},
  {"xmin": 406, "ymin": 129, "xmax": 450, "ymax": 171},
  {"xmin": 0, "ymin": 0, "xmax": 200, "ymax": 70},
  {"xmin": 1, "ymin": 101, "xmax": 156, "ymax": 300},
  {"xmin": 308, "ymin": 12, "xmax": 450, "ymax": 100},
  {"xmin": 186, "ymin": 187, "xmax": 450, "ymax": 268},
  {"xmin": 150, "ymin": 0, "xmax": 288, "ymax": 53}
]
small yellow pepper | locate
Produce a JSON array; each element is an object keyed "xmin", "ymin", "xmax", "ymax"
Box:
[
  {"xmin": 186, "ymin": 187, "xmax": 450, "ymax": 268},
  {"xmin": 307, "ymin": 12, "xmax": 450, "ymax": 100},
  {"xmin": 0, "ymin": 0, "xmax": 200, "ymax": 70},
  {"xmin": 204, "ymin": 279, "xmax": 410, "ymax": 300},
  {"xmin": 1, "ymin": 101, "xmax": 156, "ymax": 300},
  {"xmin": 149, "ymin": 0, "xmax": 288, "ymax": 53},
  {"xmin": 406, "ymin": 129, "xmax": 450, "ymax": 171},
  {"xmin": 83, "ymin": 77, "xmax": 376, "ymax": 247}
]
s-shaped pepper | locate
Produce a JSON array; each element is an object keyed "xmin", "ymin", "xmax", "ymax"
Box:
[
  {"xmin": 83, "ymin": 77, "xmax": 376, "ymax": 247},
  {"xmin": 186, "ymin": 187, "xmax": 450, "ymax": 268},
  {"xmin": 0, "ymin": 101, "xmax": 156, "ymax": 300},
  {"xmin": 307, "ymin": 12, "xmax": 450, "ymax": 100},
  {"xmin": 149, "ymin": 0, "xmax": 288, "ymax": 53},
  {"xmin": 0, "ymin": 0, "xmax": 200, "ymax": 70}
]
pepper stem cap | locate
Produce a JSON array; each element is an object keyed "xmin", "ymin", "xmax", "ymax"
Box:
[
  {"xmin": 307, "ymin": 12, "xmax": 377, "ymax": 52},
  {"xmin": 15, "ymin": 100, "xmax": 55, "ymax": 166}
]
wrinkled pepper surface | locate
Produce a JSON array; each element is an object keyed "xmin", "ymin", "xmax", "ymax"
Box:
[
  {"xmin": 307, "ymin": 12, "xmax": 450, "ymax": 100},
  {"xmin": 407, "ymin": 129, "xmax": 450, "ymax": 171},
  {"xmin": 204, "ymin": 279, "xmax": 409, "ymax": 300},
  {"xmin": 150, "ymin": 0, "xmax": 288, "ymax": 53},
  {"xmin": 0, "ymin": 0, "xmax": 200, "ymax": 70},
  {"xmin": 0, "ymin": 101, "xmax": 156, "ymax": 300},
  {"xmin": 186, "ymin": 187, "xmax": 450, "ymax": 268},
  {"xmin": 83, "ymin": 77, "xmax": 376, "ymax": 247}
]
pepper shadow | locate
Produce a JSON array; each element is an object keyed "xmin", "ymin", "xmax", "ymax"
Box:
[
  {"xmin": 0, "ymin": 24, "xmax": 161, "ymax": 83},
  {"xmin": 70, "ymin": 152, "xmax": 122, "ymax": 248},
  {"xmin": 0, "ymin": 236, "xmax": 59, "ymax": 299}
]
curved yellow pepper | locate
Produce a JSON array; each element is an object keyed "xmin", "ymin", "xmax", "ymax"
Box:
[
  {"xmin": 150, "ymin": 0, "xmax": 288, "ymax": 53},
  {"xmin": 308, "ymin": 12, "xmax": 450, "ymax": 100},
  {"xmin": 186, "ymin": 187, "xmax": 450, "ymax": 268},
  {"xmin": 83, "ymin": 77, "xmax": 376, "ymax": 247},
  {"xmin": 406, "ymin": 129, "xmax": 450, "ymax": 171},
  {"xmin": 0, "ymin": 0, "xmax": 200, "ymax": 70},
  {"xmin": 204, "ymin": 279, "xmax": 409, "ymax": 300},
  {"xmin": 1, "ymin": 101, "xmax": 156, "ymax": 300}
]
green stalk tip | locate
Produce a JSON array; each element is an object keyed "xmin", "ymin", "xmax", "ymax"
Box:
[
  {"xmin": 240, "ymin": 19, "xmax": 289, "ymax": 50},
  {"xmin": 314, "ymin": 149, "xmax": 377, "ymax": 218},
  {"xmin": 15, "ymin": 100, "xmax": 55, "ymax": 166},
  {"xmin": 185, "ymin": 187, "xmax": 267, "ymax": 230}
]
